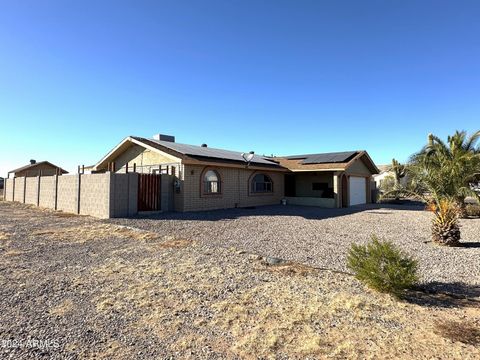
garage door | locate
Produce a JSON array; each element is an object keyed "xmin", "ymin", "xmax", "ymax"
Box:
[{"xmin": 349, "ymin": 176, "xmax": 366, "ymax": 206}]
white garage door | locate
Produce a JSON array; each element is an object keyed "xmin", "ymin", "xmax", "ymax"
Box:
[{"xmin": 349, "ymin": 176, "xmax": 366, "ymax": 206}]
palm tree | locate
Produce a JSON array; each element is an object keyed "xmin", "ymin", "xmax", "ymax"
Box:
[
  {"xmin": 410, "ymin": 130, "xmax": 480, "ymax": 207},
  {"xmin": 407, "ymin": 130, "xmax": 480, "ymax": 245},
  {"xmin": 376, "ymin": 130, "xmax": 479, "ymax": 245},
  {"xmin": 389, "ymin": 159, "xmax": 406, "ymax": 200}
]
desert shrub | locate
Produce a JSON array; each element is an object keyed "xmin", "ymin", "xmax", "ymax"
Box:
[
  {"xmin": 465, "ymin": 204, "xmax": 480, "ymax": 218},
  {"xmin": 347, "ymin": 235, "xmax": 419, "ymax": 297}
]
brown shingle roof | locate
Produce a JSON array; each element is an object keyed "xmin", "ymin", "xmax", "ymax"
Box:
[
  {"xmin": 8, "ymin": 161, "xmax": 68, "ymax": 175},
  {"xmin": 273, "ymin": 151, "xmax": 379, "ymax": 174}
]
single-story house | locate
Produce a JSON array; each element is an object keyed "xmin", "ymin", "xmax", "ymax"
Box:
[
  {"xmin": 372, "ymin": 164, "xmax": 409, "ymax": 191},
  {"xmin": 8, "ymin": 160, "xmax": 68, "ymax": 178},
  {"xmin": 92, "ymin": 134, "xmax": 379, "ymax": 212}
]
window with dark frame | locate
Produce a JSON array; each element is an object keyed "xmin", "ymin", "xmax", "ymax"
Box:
[
  {"xmin": 251, "ymin": 173, "xmax": 273, "ymax": 193},
  {"xmin": 203, "ymin": 170, "xmax": 221, "ymax": 194}
]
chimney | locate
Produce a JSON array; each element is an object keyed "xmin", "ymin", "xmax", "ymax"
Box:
[
  {"xmin": 153, "ymin": 134, "xmax": 175, "ymax": 142},
  {"xmin": 201, "ymin": 143, "xmax": 208, "ymax": 147},
  {"xmin": 30, "ymin": 159, "xmax": 36, "ymax": 165}
]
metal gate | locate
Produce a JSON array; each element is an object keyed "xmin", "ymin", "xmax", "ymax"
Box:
[{"xmin": 138, "ymin": 174, "xmax": 162, "ymax": 211}]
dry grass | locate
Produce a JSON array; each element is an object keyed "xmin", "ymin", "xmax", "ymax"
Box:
[
  {"xmin": 54, "ymin": 211, "xmax": 81, "ymax": 218},
  {"xmin": 2, "ymin": 202, "xmax": 479, "ymax": 359},
  {"xmin": 3, "ymin": 249, "xmax": 26, "ymax": 256},
  {"xmin": 0, "ymin": 231, "xmax": 10, "ymax": 241},
  {"xmin": 49, "ymin": 299, "xmax": 75, "ymax": 316},
  {"xmin": 434, "ymin": 319, "xmax": 480, "ymax": 346},
  {"xmin": 262, "ymin": 261, "xmax": 317, "ymax": 276},
  {"xmin": 31, "ymin": 224, "xmax": 160, "ymax": 243},
  {"xmin": 88, "ymin": 250, "xmax": 480, "ymax": 359}
]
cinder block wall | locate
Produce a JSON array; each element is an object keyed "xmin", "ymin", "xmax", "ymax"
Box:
[
  {"xmin": 39, "ymin": 176, "xmax": 56, "ymax": 208},
  {"xmin": 24, "ymin": 177, "xmax": 38, "ymax": 205},
  {"xmin": 14, "ymin": 177, "xmax": 25, "ymax": 203},
  {"xmin": 182, "ymin": 165, "xmax": 284, "ymax": 212},
  {"xmin": 5, "ymin": 179, "xmax": 14, "ymax": 201},
  {"xmin": 80, "ymin": 174, "xmax": 111, "ymax": 218},
  {"xmin": 110, "ymin": 173, "xmax": 138, "ymax": 218},
  {"xmin": 57, "ymin": 175, "xmax": 79, "ymax": 214},
  {"xmin": 161, "ymin": 174, "xmax": 174, "ymax": 211}
]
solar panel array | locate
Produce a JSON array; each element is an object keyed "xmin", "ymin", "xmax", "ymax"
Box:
[
  {"xmin": 143, "ymin": 137, "xmax": 279, "ymax": 166},
  {"xmin": 301, "ymin": 151, "xmax": 357, "ymax": 164},
  {"xmin": 285, "ymin": 151, "xmax": 358, "ymax": 164}
]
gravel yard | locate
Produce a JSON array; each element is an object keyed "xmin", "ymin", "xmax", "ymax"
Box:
[
  {"xmin": 111, "ymin": 203, "xmax": 480, "ymax": 287},
  {"xmin": 0, "ymin": 201, "xmax": 479, "ymax": 359}
]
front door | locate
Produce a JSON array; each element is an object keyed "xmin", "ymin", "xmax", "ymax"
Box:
[{"xmin": 285, "ymin": 174, "xmax": 296, "ymax": 197}]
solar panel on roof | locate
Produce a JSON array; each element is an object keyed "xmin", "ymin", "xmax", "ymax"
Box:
[
  {"xmin": 143, "ymin": 138, "xmax": 278, "ymax": 166},
  {"xmin": 300, "ymin": 151, "xmax": 357, "ymax": 164}
]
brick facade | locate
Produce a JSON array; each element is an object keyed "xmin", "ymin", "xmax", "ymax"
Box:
[{"xmin": 180, "ymin": 165, "xmax": 284, "ymax": 212}]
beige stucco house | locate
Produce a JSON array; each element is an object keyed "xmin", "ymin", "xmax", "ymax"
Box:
[{"xmin": 92, "ymin": 134, "xmax": 379, "ymax": 212}]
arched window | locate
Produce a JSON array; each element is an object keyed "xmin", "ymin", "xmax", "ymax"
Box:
[
  {"xmin": 251, "ymin": 173, "xmax": 273, "ymax": 193},
  {"xmin": 203, "ymin": 170, "xmax": 221, "ymax": 194}
]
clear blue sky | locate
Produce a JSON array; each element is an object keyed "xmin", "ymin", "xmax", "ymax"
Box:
[{"xmin": 1, "ymin": 1, "xmax": 479, "ymax": 177}]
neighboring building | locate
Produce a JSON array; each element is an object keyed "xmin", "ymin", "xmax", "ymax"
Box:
[
  {"xmin": 93, "ymin": 134, "xmax": 379, "ymax": 212},
  {"xmin": 8, "ymin": 160, "xmax": 68, "ymax": 178},
  {"xmin": 373, "ymin": 165, "xmax": 408, "ymax": 191}
]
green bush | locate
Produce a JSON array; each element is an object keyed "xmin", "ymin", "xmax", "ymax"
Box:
[
  {"xmin": 465, "ymin": 204, "xmax": 480, "ymax": 217},
  {"xmin": 347, "ymin": 235, "xmax": 419, "ymax": 297}
]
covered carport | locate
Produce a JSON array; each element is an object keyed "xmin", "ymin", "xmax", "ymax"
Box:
[{"xmin": 275, "ymin": 151, "xmax": 379, "ymax": 208}]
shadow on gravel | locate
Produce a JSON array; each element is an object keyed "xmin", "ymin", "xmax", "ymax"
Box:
[
  {"xmin": 457, "ymin": 242, "xmax": 480, "ymax": 249},
  {"xmin": 126, "ymin": 202, "xmax": 425, "ymax": 222},
  {"xmin": 404, "ymin": 282, "xmax": 480, "ymax": 308}
]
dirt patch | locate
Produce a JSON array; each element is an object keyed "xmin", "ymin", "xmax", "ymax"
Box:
[{"xmin": 434, "ymin": 319, "xmax": 480, "ymax": 346}]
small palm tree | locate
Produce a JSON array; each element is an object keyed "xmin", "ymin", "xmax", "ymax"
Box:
[
  {"xmin": 387, "ymin": 130, "xmax": 480, "ymax": 246},
  {"xmin": 411, "ymin": 130, "xmax": 480, "ymax": 209},
  {"xmin": 431, "ymin": 198, "xmax": 461, "ymax": 246}
]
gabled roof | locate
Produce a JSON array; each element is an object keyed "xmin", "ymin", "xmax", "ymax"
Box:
[
  {"xmin": 94, "ymin": 136, "xmax": 283, "ymax": 170},
  {"xmin": 8, "ymin": 161, "xmax": 68, "ymax": 175},
  {"xmin": 274, "ymin": 151, "xmax": 379, "ymax": 174}
]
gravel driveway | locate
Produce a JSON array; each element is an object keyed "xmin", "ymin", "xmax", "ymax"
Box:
[
  {"xmin": 111, "ymin": 203, "xmax": 480, "ymax": 286},
  {"xmin": 1, "ymin": 202, "xmax": 479, "ymax": 359}
]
